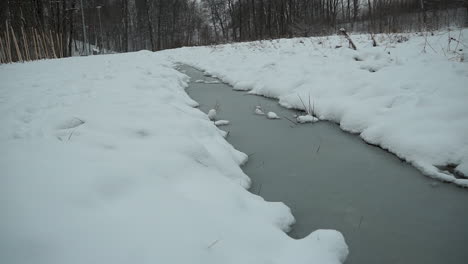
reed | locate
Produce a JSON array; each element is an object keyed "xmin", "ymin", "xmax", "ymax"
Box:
[
  {"xmin": 0, "ymin": 36, "xmax": 5, "ymax": 64},
  {"xmin": 10, "ymin": 24, "xmax": 23, "ymax": 62},
  {"xmin": 21, "ymin": 26, "xmax": 31, "ymax": 61}
]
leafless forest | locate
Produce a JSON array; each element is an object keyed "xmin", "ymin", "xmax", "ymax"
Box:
[{"xmin": 0, "ymin": 0, "xmax": 467, "ymax": 63}]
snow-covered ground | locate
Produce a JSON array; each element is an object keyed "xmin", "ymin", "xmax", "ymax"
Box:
[
  {"xmin": 0, "ymin": 52, "xmax": 347, "ymax": 263},
  {"xmin": 3, "ymin": 29, "xmax": 467, "ymax": 264},
  {"xmin": 162, "ymin": 30, "xmax": 468, "ymax": 187}
]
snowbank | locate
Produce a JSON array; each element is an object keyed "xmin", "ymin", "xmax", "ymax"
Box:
[
  {"xmin": 0, "ymin": 51, "xmax": 347, "ymax": 263},
  {"xmin": 162, "ymin": 30, "xmax": 468, "ymax": 186}
]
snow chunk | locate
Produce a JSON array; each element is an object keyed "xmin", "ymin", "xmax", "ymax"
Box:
[
  {"xmin": 454, "ymin": 179, "xmax": 468, "ymax": 188},
  {"xmin": 194, "ymin": 79, "xmax": 220, "ymax": 84},
  {"xmin": 204, "ymin": 80, "xmax": 220, "ymax": 84},
  {"xmin": 297, "ymin": 115, "xmax": 319, "ymax": 124},
  {"xmin": 455, "ymin": 163, "xmax": 468, "ymax": 178},
  {"xmin": 207, "ymin": 109, "xmax": 217, "ymax": 120},
  {"xmin": 255, "ymin": 106, "xmax": 265, "ymax": 115},
  {"xmin": 267, "ymin": 112, "xmax": 280, "ymax": 119},
  {"xmin": 215, "ymin": 120, "xmax": 230, "ymax": 126}
]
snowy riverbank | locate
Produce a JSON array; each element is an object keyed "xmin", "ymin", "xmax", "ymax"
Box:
[
  {"xmin": 162, "ymin": 29, "xmax": 468, "ymax": 187},
  {"xmin": 0, "ymin": 52, "xmax": 347, "ymax": 263}
]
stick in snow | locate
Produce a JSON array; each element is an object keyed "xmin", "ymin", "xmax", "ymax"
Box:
[{"xmin": 339, "ymin": 28, "xmax": 357, "ymax": 50}]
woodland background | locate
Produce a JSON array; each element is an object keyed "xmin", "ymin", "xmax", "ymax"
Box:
[{"xmin": 0, "ymin": 0, "xmax": 467, "ymax": 63}]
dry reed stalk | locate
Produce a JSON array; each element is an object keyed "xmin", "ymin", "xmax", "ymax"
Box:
[
  {"xmin": 60, "ymin": 33, "xmax": 64, "ymax": 57},
  {"xmin": 40, "ymin": 30, "xmax": 49, "ymax": 58},
  {"xmin": 0, "ymin": 36, "xmax": 5, "ymax": 63},
  {"xmin": 33, "ymin": 28, "xmax": 40, "ymax": 58},
  {"xmin": 49, "ymin": 30, "xmax": 57, "ymax": 58},
  {"xmin": 56, "ymin": 32, "xmax": 60, "ymax": 58},
  {"xmin": 31, "ymin": 28, "xmax": 38, "ymax": 60},
  {"xmin": 339, "ymin": 28, "xmax": 357, "ymax": 50},
  {"xmin": 10, "ymin": 25, "xmax": 23, "ymax": 62},
  {"xmin": 34, "ymin": 28, "xmax": 43, "ymax": 59},
  {"xmin": 61, "ymin": 33, "xmax": 65, "ymax": 57},
  {"xmin": 21, "ymin": 26, "xmax": 31, "ymax": 61},
  {"xmin": 56, "ymin": 32, "xmax": 63, "ymax": 58},
  {"xmin": 5, "ymin": 21, "xmax": 12, "ymax": 62},
  {"xmin": 4, "ymin": 31, "xmax": 11, "ymax": 62}
]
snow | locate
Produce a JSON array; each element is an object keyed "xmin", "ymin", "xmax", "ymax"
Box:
[
  {"xmin": 215, "ymin": 120, "xmax": 230, "ymax": 126},
  {"xmin": 267, "ymin": 112, "xmax": 280, "ymax": 119},
  {"xmin": 0, "ymin": 51, "xmax": 348, "ymax": 264},
  {"xmin": 297, "ymin": 115, "xmax": 319, "ymax": 124},
  {"xmin": 161, "ymin": 29, "xmax": 468, "ymax": 186},
  {"xmin": 194, "ymin": 79, "xmax": 220, "ymax": 84},
  {"xmin": 255, "ymin": 106, "xmax": 265, "ymax": 115},
  {"xmin": 204, "ymin": 80, "xmax": 221, "ymax": 84},
  {"xmin": 207, "ymin": 108, "xmax": 217, "ymax": 120},
  {"xmin": 455, "ymin": 178, "xmax": 468, "ymax": 188}
]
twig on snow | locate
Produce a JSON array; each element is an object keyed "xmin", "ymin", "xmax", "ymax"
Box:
[{"xmin": 207, "ymin": 239, "xmax": 221, "ymax": 249}]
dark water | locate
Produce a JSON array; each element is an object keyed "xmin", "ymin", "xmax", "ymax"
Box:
[{"xmin": 179, "ymin": 65, "xmax": 468, "ymax": 264}]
